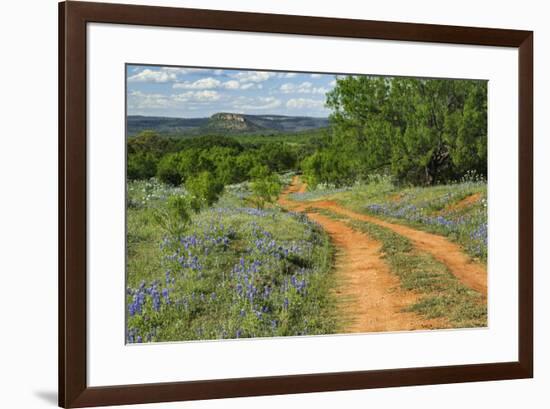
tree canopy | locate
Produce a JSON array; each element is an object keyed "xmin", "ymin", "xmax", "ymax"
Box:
[{"xmin": 303, "ymin": 76, "xmax": 487, "ymax": 186}]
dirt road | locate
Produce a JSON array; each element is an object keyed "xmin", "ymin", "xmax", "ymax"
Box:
[
  {"xmin": 280, "ymin": 176, "xmax": 487, "ymax": 296},
  {"xmin": 279, "ymin": 176, "xmax": 449, "ymax": 333}
]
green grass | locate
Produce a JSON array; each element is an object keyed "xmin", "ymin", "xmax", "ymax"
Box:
[
  {"xmin": 126, "ymin": 179, "xmax": 336, "ymax": 343},
  {"xmin": 313, "ymin": 208, "xmax": 487, "ymax": 328}
]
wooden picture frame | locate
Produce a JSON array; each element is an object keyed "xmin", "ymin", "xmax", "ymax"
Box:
[{"xmin": 59, "ymin": 1, "xmax": 533, "ymax": 407}]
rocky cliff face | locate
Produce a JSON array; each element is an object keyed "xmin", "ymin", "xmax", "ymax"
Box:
[
  {"xmin": 207, "ymin": 113, "xmax": 257, "ymax": 132},
  {"xmin": 211, "ymin": 113, "xmax": 245, "ymax": 122}
]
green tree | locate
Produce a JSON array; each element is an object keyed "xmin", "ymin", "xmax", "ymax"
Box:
[
  {"xmin": 202, "ymin": 146, "xmax": 242, "ymax": 185},
  {"xmin": 156, "ymin": 153, "xmax": 182, "ymax": 185},
  {"xmin": 127, "ymin": 152, "xmax": 158, "ymax": 180},
  {"xmin": 316, "ymin": 76, "xmax": 487, "ymax": 186},
  {"xmin": 388, "ymin": 79, "xmax": 487, "ymax": 184},
  {"xmin": 257, "ymin": 142, "xmax": 297, "ymax": 172},
  {"xmin": 127, "ymin": 131, "xmax": 177, "ymax": 180},
  {"xmin": 301, "ymin": 148, "xmax": 356, "ymax": 187},
  {"xmin": 234, "ymin": 150, "xmax": 259, "ymax": 181},
  {"xmin": 185, "ymin": 171, "xmax": 224, "ymax": 211},
  {"xmin": 156, "ymin": 149, "xmax": 217, "ymax": 186},
  {"xmin": 248, "ymin": 165, "xmax": 282, "ymax": 209}
]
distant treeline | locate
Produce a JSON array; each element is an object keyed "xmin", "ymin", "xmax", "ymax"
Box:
[
  {"xmin": 128, "ymin": 76, "xmax": 487, "ymax": 188},
  {"xmin": 127, "ymin": 132, "xmax": 322, "ymax": 185}
]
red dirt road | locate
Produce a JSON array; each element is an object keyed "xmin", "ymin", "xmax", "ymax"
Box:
[
  {"xmin": 279, "ymin": 177, "xmax": 449, "ymax": 333},
  {"xmin": 281, "ymin": 177, "xmax": 487, "ymax": 296}
]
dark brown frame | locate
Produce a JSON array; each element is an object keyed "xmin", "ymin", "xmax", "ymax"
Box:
[{"xmin": 59, "ymin": 1, "xmax": 533, "ymax": 407}]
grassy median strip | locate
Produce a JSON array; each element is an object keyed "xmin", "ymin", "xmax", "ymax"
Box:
[{"xmin": 312, "ymin": 208, "xmax": 487, "ymax": 329}]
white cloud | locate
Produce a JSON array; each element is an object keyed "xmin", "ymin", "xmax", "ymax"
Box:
[
  {"xmin": 310, "ymin": 74, "xmax": 323, "ymax": 78},
  {"xmin": 231, "ymin": 71, "xmax": 275, "ymax": 83},
  {"xmin": 161, "ymin": 67, "xmax": 189, "ymax": 74},
  {"xmin": 222, "ymin": 80, "xmax": 240, "ymax": 89},
  {"xmin": 174, "ymin": 90, "xmax": 221, "ymax": 102},
  {"xmin": 173, "ymin": 78, "xmax": 242, "ymax": 90},
  {"xmin": 280, "ymin": 82, "xmax": 300, "ymax": 93},
  {"xmin": 128, "ymin": 67, "xmax": 230, "ymax": 83},
  {"xmin": 193, "ymin": 90, "xmax": 221, "ymax": 101},
  {"xmin": 182, "ymin": 68, "xmax": 217, "ymax": 74},
  {"xmin": 128, "ymin": 90, "xmax": 171, "ymax": 108},
  {"xmin": 232, "ymin": 96, "xmax": 281, "ymax": 110},
  {"xmin": 278, "ymin": 73, "xmax": 298, "ymax": 78},
  {"xmin": 129, "ymin": 89, "xmax": 221, "ymax": 110},
  {"xmin": 286, "ymin": 98, "xmax": 325, "ymax": 109},
  {"xmin": 329, "ymin": 79, "xmax": 337, "ymax": 87},
  {"xmin": 173, "ymin": 77, "xmax": 221, "ymax": 90},
  {"xmin": 128, "ymin": 68, "xmax": 180, "ymax": 83},
  {"xmin": 279, "ymin": 81, "xmax": 328, "ymax": 94}
]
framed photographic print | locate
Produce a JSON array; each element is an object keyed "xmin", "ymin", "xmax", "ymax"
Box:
[{"xmin": 59, "ymin": 1, "xmax": 533, "ymax": 407}]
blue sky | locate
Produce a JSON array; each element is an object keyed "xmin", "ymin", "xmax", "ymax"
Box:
[{"xmin": 126, "ymin": 65, "xmax": 337, "ymax": 118}]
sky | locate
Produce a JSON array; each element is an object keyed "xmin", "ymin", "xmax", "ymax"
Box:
[{"xmin": 126, "ymin": 65, "xmax": 338, "ymax": 118}]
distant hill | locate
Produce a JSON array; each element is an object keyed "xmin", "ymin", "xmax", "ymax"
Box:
[
  {"xmin": 206, "ymin": 113, "xmax": 264, "ymax": 133},
  {"xmin": 126, "ymin": 116, "xmax": 209, "ymax": 136},
  {"xmin": 127, "ymin": 113, "xmax": 329, "ymax": 136}
]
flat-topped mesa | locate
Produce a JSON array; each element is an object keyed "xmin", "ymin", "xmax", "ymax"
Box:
[
  {"xmin": 207, "ymin": 112, "xmax": 257, "ymax": 132},
  {"xmin": 211, "ymin": 112, "xmax": 246, "ymax": 122}
]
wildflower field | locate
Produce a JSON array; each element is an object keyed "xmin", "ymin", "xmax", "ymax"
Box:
[{"xmin": 127, "ymin": 179, "xmax": 335, "ymax": 343}]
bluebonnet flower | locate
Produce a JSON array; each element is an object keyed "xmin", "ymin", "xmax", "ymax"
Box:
[
  {"xmin": 162, "ymin": 288, "xmax": 170, "ymax": 305},
  {"xmin": 127, "ymin": 328, "xmax": 137, "ymax": 343},
  {"xmin": 152, "ymin": 287, "xmax": 161, "ymax": 312},
  {"xmin": 129, "ymin": 302, "xmax": 136, "ymax": 317}
]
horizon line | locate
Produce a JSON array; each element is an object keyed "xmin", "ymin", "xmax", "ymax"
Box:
[{"xmin": 127, "ymin": 112, "xmax": 330, "ymax": 119}]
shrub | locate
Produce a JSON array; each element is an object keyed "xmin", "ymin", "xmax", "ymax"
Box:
[
  {"xmin": 127, "ymin": 152, "xmax": 158, "ymax": 180},
  {"xmin": 248, "ymin": 165, "xmax": 282, "ymax": 209},
  {"xmin": 185, "ymin": 171, "xmax": 224, "ymax": 211},
  {"xmin": 153, "ymin": 195, "xmax": 193, "ymax": 236},
  {"xmin": 157, "ymin": 153, "xmax": 182, "ymax": 186}
]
